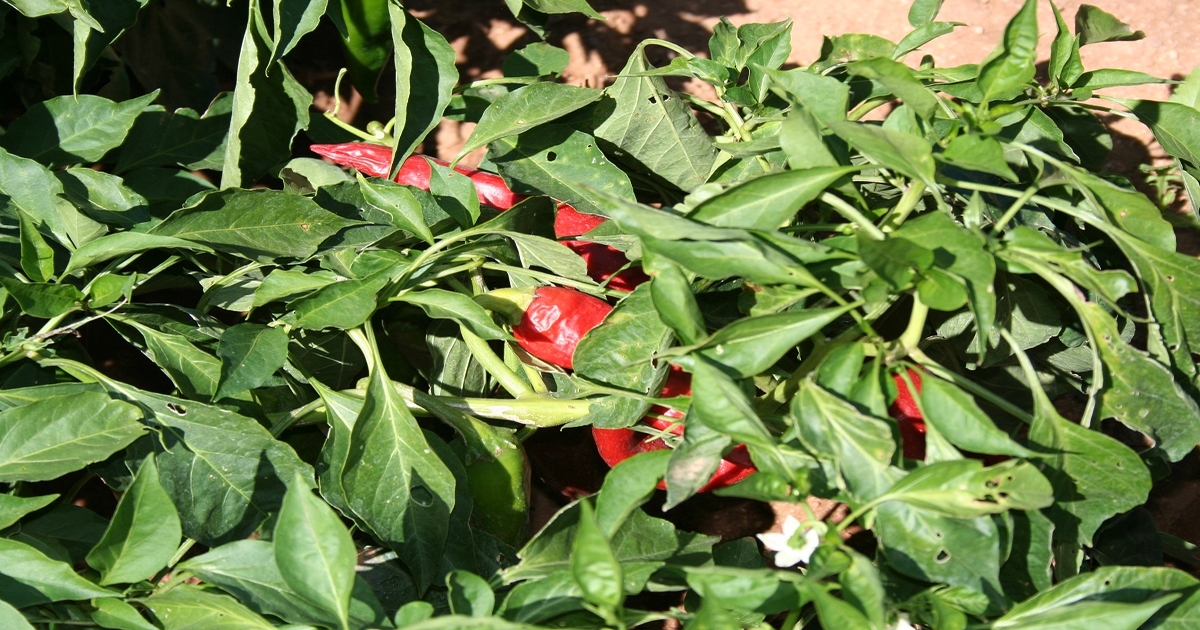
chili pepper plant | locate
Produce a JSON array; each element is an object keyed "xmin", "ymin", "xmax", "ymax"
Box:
[{"xmin": 0, "ymin": 0, "xmax": 1199, "ymax": 628}]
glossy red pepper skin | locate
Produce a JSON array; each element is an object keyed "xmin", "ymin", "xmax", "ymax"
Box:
[
  {"xmin": 512, "ymin": 286, "xmax": 613, "ymax": 370},
  {"xmin": 592, "ymin": 367, "xmax": 757, "ymax": 492},
  {"xmin": 890, "ymin": 369, "xmax": 926, "ymax": 460},
  {"xmin": 311, "ymin": 142, "xmax": 649, "ymax": 291}
]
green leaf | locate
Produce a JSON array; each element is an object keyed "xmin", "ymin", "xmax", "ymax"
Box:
[
  {"xmin": 1073, "ymin": 69, "xmax": 1166, "ymax": 90},
  {"xmin": 150, "ymin": 189, "xmax": 361, "ymax": 262},
  {"xmin": 574, "ymin": 283, "xmax": 673, "ymax": 400},
  {"xmin": 791, "ymin": 379, "xmax": 899, "ymax": 501},
  {"xmin": 17, "ymin": 208, "xmax": 55, "ymax": 283},
  {"xmin": 0, "ymin": 279, "xmax": 85, "ymax": 319},
  {"xmin": 275, "ymin": 472, "xmax": 356, "ymax": 629},
  {"xmin": 69, "ymin": 0, "xmax": 148, "ymax": 93},
  {"xmin": 0, "ymin": 146, "xmax": 106, "ymax": 249},
  {"xmin": 66, "ymin": 233, "xmax": 215, "ymax": 274},
  {"xmin": 1131, "ymin": 100, "xmax": 1200, "ymax": 166},
  {"xmin": 994, "ymin": 568, "xmax": 1183, "ymax": 629},
  {"xmin": 0, "ymin": 391, "xmax": 143, "ymax": 483},
  {"xmin": 0, "ymin": 537, "xmax": 115, "ymax": 608},
  {"xmin": 1075, "ymin": 4, "xmax": 1145, "ymax": 46},
  {"xmin": 894, "ymin": 21, "xmax": 961, "ymax": 59},
  {"xmin": 874, "ymin": 504, "xmax": 1002, "ymax": 599},
  {"xmin": 86, "ymin": 455, "xmax": 182, "ymax": 585},
  {"xmin": 214, "ymin": 323, "xmax": 289, "ymax": 401},
  {"xmin": 459, "ymin": 82, "xmax": 601, "ymax": 161},
  {"xmin": 522, "ymin": 0, "xmax": 603, "ymax": 19},
  {"xmin": 572, "ymin": 499, "xmax": 625, "ymax": 610},
  {"xmin": 694, "ymin": 306, "xmax": 852, "ymax": 379},
  {"xmin": 939, "ymin": 134, "xmax": 1019, "ymax": 181},
  {"xmin": 292, "ymin": 271, "xmax": 391, "ymax": 330},
  {"xmin": 0, "ymin": 492, "xmax": 58, "ymax": 529},
  {"xmin": 594, "ymin": 45, "xmax": 717, "ymax": 192},
  {"xmin": 0, "ymin": 92, "xmax": 158, "ymax": 167},
  {"xmin": 115, "ymin": 100, "xmax": 232, "ymax": 174},
  {"xmin": 427, "ymin": 160, "xmax": 482, "ymax": 228},
  {"xmin": 144, "ymin": 584, "xmax": 277, "ymax": 629},
  {"xmin": 1028, "ymin": 398, "xmax": 1151, "ymax": 547},
  {"xmin": 1078, "ymin": 302, "xmax": 1200, "ymax": 461},
  {"xmin": 389, "ymin": 6, "xmax": 458, "ymax": 166},
  {"xmin": 647, "ymin": 258, "xmax": 707, "ymax": 346},
  {"xmin": 880, "ymin": 459, "xmax": 1053, "ymax": 517},
  {"xmin": 977, "ymin": 0, "xmax": 1038, "ymax": 103},
  {"xmin": 917, "ymin": 376, "xmax": 1033, "ymax": 457},
  {"xmin": 397, "ymin": 288, "xmax": 510, "ymax": 341},
  {"xmin": 179, "ymin": 539, "xmax": 387, "ymax": 628},
  {"xmin": 268, "ymin": 0, "xmax": 327, "ymax": 66},
  {"xmin": 764, "ymin": 67, "xmax": 850, "ymax": 124},
  {"xmin": 503, "ymin": 42, "xmax": 570, "ymax": 77},
  {"xmin": 447, "ymin": 570, "xmax": 496, "ymax": 617},
  {"xmin": 252, "ymin": 268, "xmax": 339, "ymax": 308},
  {"xmin": 489, "ymin": 124, "xmax": 636, "ymax": 217},
  {"xmin": 1048, "ymin": 1, "xmax": 1084, "ymax": 89},
  {"xmin": 595, "ymin": 450, "xmax": 671, "ymax": 536},
  {"xmin": 858, "ymin": 234, "xmax": 934, "ymax": 289},
  {"xmin": 908, "ymin": 0, "xmax": 945, "ymax": 26},
  {"xmin": 505, "ymin": 233, "xmax": 593, "ymax": 283},
  {"xmin": 340, "ymin": 354, "xmax": 457, "ymax": 592},
  {"xmin": 113, "ymin": 387, "xmax": 313, "ymax": 546},
  {"xmin": 358, "ymin": 174, "xmax": 436, "ymax": 245},
  {"xmin": 828, "ymin": 120, "xmax": 935, "ymax": 186},
  {"xmin": 114, "ymin": 317, "xmax": 221, "ymax": 399},
  {"xmin": 220, "ymin": 6, "xmax": 311, "ymax": 188},
  {"xmin": 689, "ymin": 166, "xmax": 856, "ymax": 229},
  {"xmin": 90, "ymin": 598, "xmax": 160, "ymax": 630},
  {"xmin": 847, "ymin": 57, "xmax": 939, "ymax": 120}
]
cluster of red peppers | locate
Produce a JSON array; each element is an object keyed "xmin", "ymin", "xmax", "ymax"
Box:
[{"xmin": 312, "ymin": 143, "xmax": 931, "ymax": 494}]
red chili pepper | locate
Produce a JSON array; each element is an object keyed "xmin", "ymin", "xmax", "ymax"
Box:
[
  {"xmin": 477, "ymin": 286, "xmax": 613, "ymax": 370},
  {"xmin": 592, "ymin": 367, "xmax": 757, "ymax": 492},
  {"xmin": 890, "ymin": 368, "xmax": 926, "ymax": 460},
  {"xmin": 311, "ymin": 142, "xmax": 649, "ymax": 292}
]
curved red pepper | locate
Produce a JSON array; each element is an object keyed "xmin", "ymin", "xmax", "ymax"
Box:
[
  {"xmin": 510, "ymin": 286, "xmax": 613, "ymax": 370},
  {"xmin": 890, "ymin": 368, "xmax": 926, "ymax": 460},
  {"xmin": 592, "ymin": 367, "xmax": 757, "ymax": 492}
]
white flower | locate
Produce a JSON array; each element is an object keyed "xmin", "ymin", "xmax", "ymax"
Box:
[
  {"xmin": 887, "ymin": 612, "xmax": 919, "ymax": 630},
  {"xmin": 757, "ymin": 515, "xmax": 824, "ymax": 568}
]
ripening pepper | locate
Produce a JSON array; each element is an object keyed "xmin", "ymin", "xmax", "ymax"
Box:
[
  {"xmin": 476, "ymin": 285, "xmax": 613, "ymax": 370},
  {"xmin": 592, "ymin": 366, "xmax": 757, "ymax": 492},
  {"xmin": 890, "ymin": 368, "xmax": 926, "ymax": 460}
]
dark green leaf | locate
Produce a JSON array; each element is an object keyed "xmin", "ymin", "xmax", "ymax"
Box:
[
  {"xmin": 1131, "ymin": 100, "xmax": 1200, "ymax": 166},
  {"xmin": 275, "ymin": 472, "xmax": 356, "ymax": 629},
  {"xmin": 939, "ymin": 134, "xmax": 1019, "ymax": 181},
  {"xmin": 179, "ymin": 539, "xmax": 386, "ymax": 628},
  {"xmin": 447, "ymin": 570, "xmax": 496, "ymax": 617},
  {"xmin": 490, "ymin": 124, "xmax": 635, "ymax": 217},
  {"xmin": 918, "ymin": 376, "xmax": 1033, "ymax": 457},
  {"xmin": 1075, "ymin": 4, "xmax": 1145, "ymax": 46},
  {"xmin": 66, "ymin": 233, "xmax": 215, "ymax": 274},
  {"xmin": 115, "ymin": 100, "xmax": 232, "ymax": 174},
  {"xmin": 574, "ymin": 283, "xmax": 674, "ymax": 399},
  {"xmin": 1073, "ymin": 69, "xmax": 1166, "ymax": 90},
  {"xmin": 847, "ymin": 58, "xmax": 939, "ymax": 120},
  {"xmin": 397, "ymin": 288, "xmax": 509, "ymax": 341},
  {"xmin": 1048, "ymin": 1, "xmax": 1084, "ymax": 89},
  {"xmin": 114, "ymin": 317, "xmax": 221, "ymax": 399},
  {"xmin": 150, "ymin": 189, "xmax": 361, "ymax": 262},
  {"xmin": 0, "ymin": 93, "xmax": 158, "ymax": 167},
  {"xmin": 215, "ymin": 324, "xmax": 289, "ymax": 401},
  {"xmin": 17, "ymin": 209, "xmax": 55, "ymax": 283},
  {"xmin": 292, "ymin": 271, "xmax": 391, "ymax": 330},
  {"xmin": 594, "ymin": 450, "xmax": 670, "ymax": 536},
  {"xmin": 828, "ymin": 120, "xmax": 935, "ymax": 186},
  {"xmin": 389, "ymin": 6, "xmax": 458, "ymax": 166},
  {"xmin": 594, "ymin": 45, "xmax": 717, "ymax": 192},
  {"xmin": 0, "ymin": 279, "xmax": 85, "ymax": 319},
  {"xmin": 219, "ymin": 6, "xmax": 311, "ymax": 187},
  {"xmin": 460, "ymin": 83, "xmax": 601, "ymax": 161},
  {"xmin": 0, "ymin": 493, "xmax": 58, "ymax": 529},
  {"xmin": 572, "ymin": 499, "xmax": 624, "ymax": 610},
  {"xmin": 143, "ymin": 584, "xmax": 276, "ymax": 629},
  {"xmin": 689, "ymin": 166, "xmax": 856, "ymax": 229},
  {"xmin": 0, "ymin": 537, "xmax": 115, "ymax": 608},
  {"xmin": 503, "ymin": 42, "xmax": 570, "ymax": 77},
  {"xmin": 90, "ymin": 598, "xmax": 160, "ymax": 630},
  {"xmin": 791, "ymin": 380, "xmax": 899, "ymax": 501},
  {"xmin": 267, "ymin": 0, "xmax": 327, "ymax": 66},
  {"xmin": 86, "ymin": 455, "xmax": 182, "ymax": 585},
  {"xmin": 340, "ymin": 357, "xmax": 457, "ymax": 592},
  {"xmin": 647, "ymin": 258, "xmax": 707, "ymax": 346},
  {"xmin": 875, "ymin": 504, "xmax": 1002, "ymax": 598},
  {"xmin": 764, "ymin": 67, "xmax": 850, "ymax": 124},
  {"xmin": 359, "ymin": 174, "xmax": 435, "ymax": 245},
  {"xmin": 0, "ymin": 391, "xmax": 143, "ymax": 483},
  {"xmin": 977, "ymin": 0, "xmax": 1038, "ymax": 103},
  {"xmin": 0, "ymin": 147, "xmax": 106, "ymax": 248}
]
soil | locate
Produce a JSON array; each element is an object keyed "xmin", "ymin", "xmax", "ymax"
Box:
[{"xmin": 322, "ymin": 0, "xmax": 1200, "ymax": 557}]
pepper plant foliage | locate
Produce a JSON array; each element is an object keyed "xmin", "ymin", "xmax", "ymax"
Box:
[{"xmin": 1, "ymin": 0, "xmax": 1200, "ymax": 627}]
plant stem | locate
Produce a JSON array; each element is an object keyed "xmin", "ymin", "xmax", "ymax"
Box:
[
  {"xmin": 459, "ymin": 324, "xmax": 536, "ymax": 398},
  {"xmin": 480, "ymin": 262, "xmax": 619, "ymax": 297},
  {"xmin": 989, "ymin": 184, "xmax": 1041, "ymax": 233},
  {"xmin": 880, "ymin": 181, "xmax": 927, "ymax": 232},
  {"xmin": 898, "ymin": 293, "xmax": 929, "ymax": 351},
  {"xmin": 820, "ymin": 192, "xmax": 886, "ymax": 240}
]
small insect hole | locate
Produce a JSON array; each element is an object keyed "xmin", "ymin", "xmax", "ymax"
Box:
[
  {"xmin": 936, "ymin": 549, "xmax": 950, "ymax": 563},
  {"xmin": 546, "ymin": 151, "xmax": 557, "ymax": 162},
  {"xmin": 648, "ymin": 96, "xmax": 658, "ymax": 104},
  {"xmin": 166, "ymin": 403, "xmax": 187, "ymax": 416}
]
